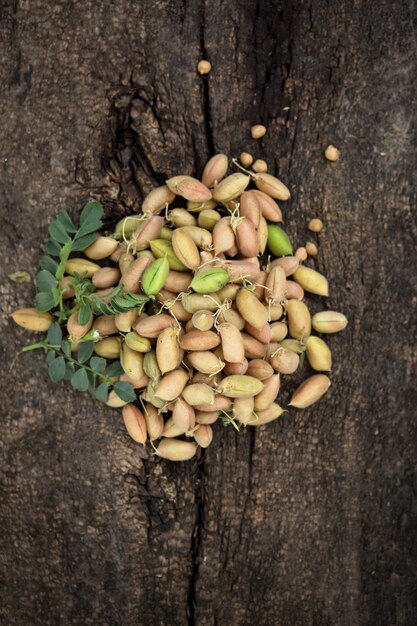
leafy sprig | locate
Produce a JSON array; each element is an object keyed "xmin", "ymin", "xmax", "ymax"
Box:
[
  {"xmin": 89, "ymin": 284, "xmax": 149, "ymax": 316},
  {"xmin": 22, "ymin": 322, "xmax": 136, "ymax": 403},
  {"xmin": 35, "ymin": 201, "xmax": 104, "ymax": 319},
  {"xmin": 63, "ymin": 276, "xmax": 149, "ymax": 325},
  {"xmin": 21, "ymin": 200, "xmax": 145, "ymax": 405}
]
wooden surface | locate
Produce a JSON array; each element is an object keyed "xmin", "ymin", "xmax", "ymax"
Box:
[{"xmin": 1, "ymin": 1, "xmax": 416, "ymax": 624}]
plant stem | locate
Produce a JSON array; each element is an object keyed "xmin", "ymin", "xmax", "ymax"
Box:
[
  {"xmin": 220, "ymin": 410, "xmax": 241, "ymax": 431},
  {"xmin": 21, "ymin": 342, "xmax": 47, "ymax": 353}
]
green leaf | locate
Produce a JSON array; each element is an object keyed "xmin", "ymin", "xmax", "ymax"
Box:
[
  {"xmin": 56, "ymin": 209, "xmax": 77, "ymax": 233},
  {"xmin": 64, "ymin": 362, "xmax": 75, "ymax": 380},
  {"xmin": 78, "ymin": 302, "xmax": 92, "ymax": 326},
  {"xmin": 40, "ymin": 256, "xmax": 59, "ymax": 274},
  {"xmin": 48, "ymin": 220, "xmax": 70, "ymax": 244},
  {"xmin": 35, "ymin": 291, "xmax": 55, "ymax": 312},
  {"xmin": 91, "ymin": 299, "xmax": 113, "ymax": 316},
  {"xmin": 61, "ymin": 340, "xmax": 71, "ymax": 358},
  {"xmin": 71, "ymin": 233, "xmax": 98, "ymax": 252},
  {"xmin": 128, "ymin": 294, "xmax": 149, "ymax": 308},
  {"xmin": 48, "ymin": 355, "xmax": 66, "ymax": 382},
  {"xmin": 36, "ymin": 270, "xmax": 58, "ymax": 292},
  {"xmin": 87, "ymin": 371, "xmax": 96, "ymax": 393},
  {"xmin": 113, "ymin": 381, "xmax": 136, "ymax": 403},
  {"xmin": 90, "ymin": 356, "xmax": 107, "ymax": 372},
  {"xmin": 95, "ymin": 381, "xmax": 109, "ymax": 403},
  {"xmin": 110, "ymin": 297, "xmax": 129, "ymax": 313},
  {"xmin": 103, "ymin": 292, "xmax": 149, "ymax": 315},
  {"xmin": 77, "ymin": 341, "xmax": 94, "ymax": 363},
  {"xmin": 47, "ymin": 322, "xmax": 62, "ymax": 346},
  {"xmin": 71, "ymin": 367, "xmax": 90, "ymax": 391},
  {"xmin": 108, "ymin": 284, "xmax": 124, "ymax": 298},
  {"xmin": 99, "ymin": 304, "xmax": 115, "ymax": 316},
  {"xmin": 109, "ymin": 293, "xmax": 148, "ymax": 313},
  {"xmin": 45, "ymin": 239, "xmax": 62, "ymax": 257},
  {"xmin": 47, "ymin": 350, "xmax": 56, "ymax": 366},
  {"xmin": 78, "ymin": 200, "xmax": 104, "ymax": 235},
  {"xmin": 106, "ymin": 361, "xmax": 124, "ymax": 377}
]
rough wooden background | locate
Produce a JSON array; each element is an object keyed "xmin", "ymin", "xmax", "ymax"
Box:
[{"xmin": 1, "ymin": 1, "xmax": 416, "ymax": 624}]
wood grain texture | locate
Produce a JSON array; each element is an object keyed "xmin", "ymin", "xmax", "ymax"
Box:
[{"xmin": 0, "ymin": 1, "xmax": 416, "ymax": 625}]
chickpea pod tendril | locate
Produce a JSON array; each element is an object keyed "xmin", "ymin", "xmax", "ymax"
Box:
[{"xmin": 11, "ymin": 148, "xmax": 347, "ymax": 462}]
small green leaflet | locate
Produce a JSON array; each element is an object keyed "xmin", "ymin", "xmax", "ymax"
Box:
[
  {"xmin": 78, "ymin": 302, "xmax": 92, "ymax": 326},
  {"xmin": 77, "ymin": 341, "xmax": 94, "ymax": 363},
  {"xmin": 35, "ymin": 292, "xmax": 55, "ymax": 312},
  {"xmin": 90, "ymin": 288, "xmax": 149, "ymax": 316},
  {"xmin": 111, "ymin": 293, "xmax": 148, "ymax": 313},
  {"xmin": 36, "ymin": 270, "xmax": 58, "ymax": 292},
  {"xmin": 90, "ymin": 300, "xmax": 114, "ymax": 316},
  {"xmin": 95, "ymin": 382, "xmax": 109, "ymax": 403},
  {"xmin": 87, "ymin": 371, "xmax": 96, "ymax": 394},
  {"xmin": 71, "ymin": 233, "xmax": 97, "ymax": 252},
  {"xmin": 55, "ymin": 209, "xmax": 77, "ymax": 234},
  {"xmin": 64, "ymin": 363, "xmax": 75, "ymax": 380},
  {"xmin": 90, "ymin": 356, "xmax": 107, "ymax": 372},
  {"xmin": 106, "ymin": 361, "xmax": 124, "ymax": 377},
  {"xmin": 61, "ymin": 340, "xmax": 71, "ymax": 358},
  {"xmin": 48, "ymin": 356, "xmax": 66, "ymax": 383},
  {"xmin": 113, "ymin": 381, "xmax": 136, "ymax": 403},
  {"xmin": 48, "ymin": 220, "xmax": 70, "ymax": 244},
  {"xmin": 35, "ymin": 270, "xmax": 58, "ymax": 310},
  {"xmin": 45, "ymin": 239, "xmax": 62, "ymax": 257},
  {"xmin": 47, "ymin": 322, "xmax": 62, "ymax": 347},
  {"xmin": 40, "ymin": 256, "xmax": 58, "ymax": 274},
  {"xmin": 71, "ymin": 368, "xmax": 90, "ymax": 391},
  {"xmin": 78, "ymin": 200, "xmax": 104, "ymax": 236}
]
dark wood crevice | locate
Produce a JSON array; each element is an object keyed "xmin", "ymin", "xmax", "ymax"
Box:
[{"xmin": 187, "ymin": 451, "xmax": 206, "ymax": 625}]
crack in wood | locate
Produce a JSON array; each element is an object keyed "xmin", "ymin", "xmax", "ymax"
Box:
[
  {"xmin": 187, "ymin": 451, "xmax": 206, "ymax": 626},
  {"xmin": 199, "ymin": 6, "xmax": 214, "ymax": 157}
]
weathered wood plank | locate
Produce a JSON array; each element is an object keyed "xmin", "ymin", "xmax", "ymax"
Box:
[{"xmin": 0, "ymin": 1, "xmax": 416, "ymax": 625}]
